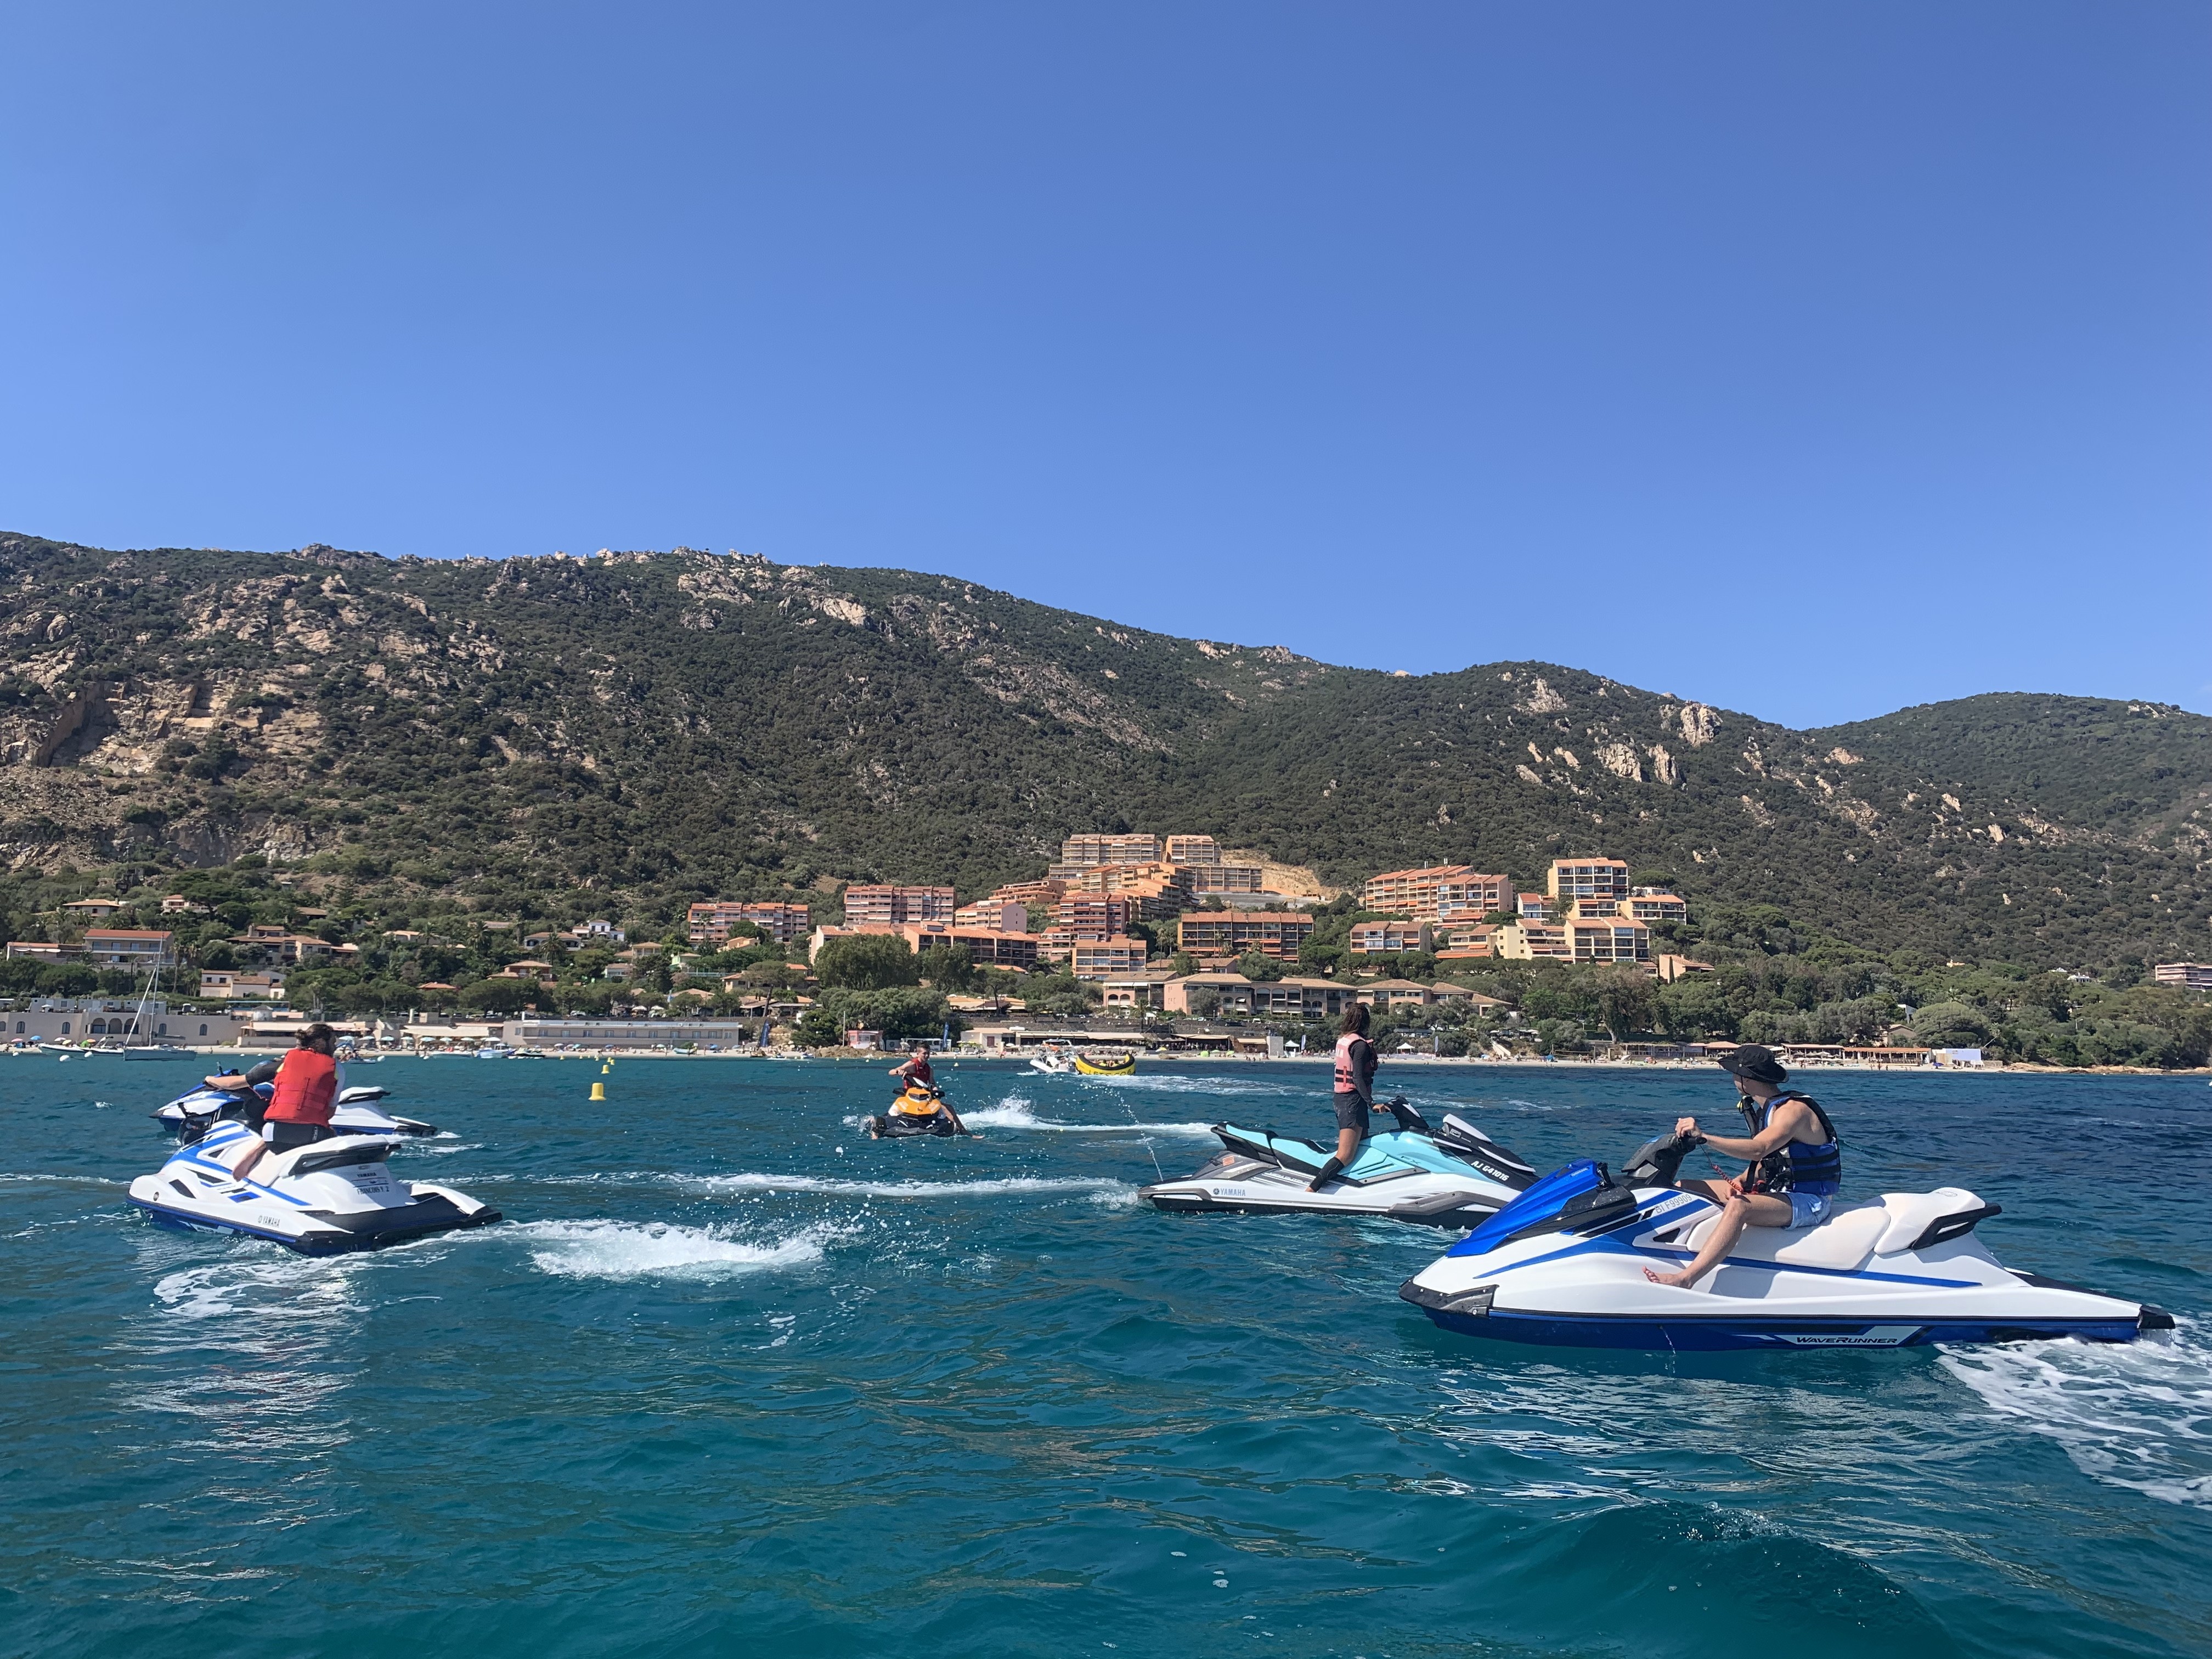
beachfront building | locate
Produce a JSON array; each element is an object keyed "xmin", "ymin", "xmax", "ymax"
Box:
[
  {"xmin": 1070, "ymin": 938, "xmax": 1149, "ymax": 980},
  {"xmin": 1492, "ymin": 921, "xmax": 1572, "ymax": 960},
  {"xmin": 5, "ymin": 940, "xmax": 69, "ymax": 962},
  {"xmin": 1564, "ymin": 916, "xmax": 1652, "ymax": 963},
  {"xmin": 1099, "ymin": 968, "xmax": 1180, "ymax": 1009},
  {"xmin": 1162, "ymin": 973, "xmax": 1356, "ymax": 1018},
  {"xmin": 199, "ymin": 970, "xmax": 287, "ymax": 1000},
  {"xmin": 2153, "ymin": 962, "xmax": 2212, "ymax": 990},
  {"xmin": 687, "ymin": 901, "xmax": 811, "ymax": 945},
  {"xmin": 84, "ymin": 928, "xmax": 179, "ymax": 970},
  {"xmin": 1176, "ymin": 910, "xmax": 1316, "ymax": 962},
  {"xmin": 1548, "ymin": 857, "xmax": 1630, "ymax": 901},
  {"xmin": 1357, "ymin": 979, "xmax": 1435, "ymax": 1009},
  {"xmin": 842, "ymin": 885, "xmax": 957, "ymax": 927},
  {"xmin": 1350, "ymin": 919, "xmax": 1432, "ymax": 956}
]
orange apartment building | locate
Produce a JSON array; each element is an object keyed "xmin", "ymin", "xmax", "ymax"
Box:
[
  {"xmin": 1163, "ymin": 834, "xmax": 1221, "ymax": 866},
  {"xmin": 1564, "ymin": 917, "xmax": 1652, "ymax": 963},
  {"xmin": 1432, "ymin": 872, "xmax": 1513, "ymax": 923},
  {"xmin": 1627, "ymin": 891, "xmax": 1688, "ymax": 923},
  {"xmin": 1547, "ymin": 857, "xmax": 1630, "ymax": 901},
  {"xmin": 842, "ymin": 885, "xmax": 957, "ymax": 927},
  {"xmin": 687, "ymin": 901, "xmax": 812, "ymax": 945},
  {"xmin": 1070, "ymin": 938, "xmax": 1149, "ymax": 979},
  {"xmin": 1492, "ymin": 921, "xmax": 1571, "ymax": 960},
  {"xmin": 1349, "ymin": 920, "xmax": 1431, "ymax": 955},
  {"xmin": 1048, "ymin": 833, "xmax": 1163, "ymax": 877},
  {"xmin": 954, "ymin": 898, "xmax": 1031, "ymax": 932},
  {"xmin": 1176, "ymin": 911, "xmax": 1316, "ymax": 962},
  {"xmin": 1361, "ymin": 865, "xmax": 1511, "ymax": 925}
]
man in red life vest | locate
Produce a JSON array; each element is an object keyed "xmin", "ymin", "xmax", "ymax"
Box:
[
  {"xmin": 1308, "ymin": 1003, "xmax": 1380, "ymax": 1190},
  {"xmin": 261, "ymin": 1022, "xmax": 342, "ymax": 1152}
]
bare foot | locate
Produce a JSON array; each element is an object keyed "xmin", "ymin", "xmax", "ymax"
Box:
[{"xmin": 1644, "ymin": 1266, "xmax": 1699, "ymax": 1289}]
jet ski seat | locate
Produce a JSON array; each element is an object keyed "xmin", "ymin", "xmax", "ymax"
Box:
[
  {"xmin": 1679, "ymin": 1203, "xmax": 1891, "ymax": 1272},
  {"xmin": 1872, "ymin": 1188, "xmax": 1993, "ymax": 1255}
]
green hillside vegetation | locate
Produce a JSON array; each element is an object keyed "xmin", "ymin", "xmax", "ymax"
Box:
[{"xmin": 1, "ymin": 532, "xmax": 2207, "ymax": 1064}]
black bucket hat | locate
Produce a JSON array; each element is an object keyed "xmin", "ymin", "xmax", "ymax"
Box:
[{"xmin": 1716, "ymin": 1043, "xmax": 1787, "ymax": 1086}]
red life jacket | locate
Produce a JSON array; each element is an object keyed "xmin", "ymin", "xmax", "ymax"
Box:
[
  {"xmin": 1333, "ymin": 1033, "xmax": 1374, "ymax": 1099},
  {"xmin": 265, "ymin": 1048, "xmax": 338, "ymax": 1124}
]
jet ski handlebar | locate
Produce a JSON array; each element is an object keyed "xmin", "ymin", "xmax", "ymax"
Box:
[{"xmin": 1618, "ymin": 1127, "xmax": 1701, "ymax": 1188}]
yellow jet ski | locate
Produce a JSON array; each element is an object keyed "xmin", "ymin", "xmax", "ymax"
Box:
[{"xmin": 865, "ymin": 1083, "xmax": 972, "ymax": 1138}]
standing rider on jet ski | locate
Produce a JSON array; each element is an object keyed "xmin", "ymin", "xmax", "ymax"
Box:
[
  {"xmin": 1645, "ymin": 1043, "xmax": 1841, "ymax": 1289},
  {"xmin": 1308, "ymin": 1004, "xmax": 1380, "ymax": 1191}
]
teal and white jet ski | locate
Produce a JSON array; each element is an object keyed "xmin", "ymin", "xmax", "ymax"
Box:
[{"xmin": 1140, "ymin": 1099, "xmax": 1534, "ymax": 1227}]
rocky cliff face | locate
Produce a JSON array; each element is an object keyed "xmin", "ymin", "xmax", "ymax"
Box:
[{"xmin": 1, "ymin": 531, "xmax": 2205, "ymax": 967}]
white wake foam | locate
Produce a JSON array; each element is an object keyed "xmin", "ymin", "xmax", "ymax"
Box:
[
  {"xmin": 961, "ymin": 1098, "xmax": 1214, "ymax": 1137},
  {"xmin": 514, "ymin": 1218, "xmax": 847, "ymax": 1281},
  {"xmin": 693, "ymin": 1172, "xmax": 1134, "ymax": 1201},
  {"xmin": 1940, "ymin": 1318, "xmax": 2212, "ymax": 1506}
]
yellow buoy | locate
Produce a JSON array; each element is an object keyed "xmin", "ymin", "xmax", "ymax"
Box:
[{"xmin": 589, "ymin": 1080, "xmax": 606, "ymax": 1102}]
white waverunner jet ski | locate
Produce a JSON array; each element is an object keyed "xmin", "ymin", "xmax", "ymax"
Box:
[
  {"xmin": 153, "ymin": 1081, "xmax": 439, "ymax": 1138},
  {"xmin": 128, "ymin": 1112, "xmax": 499, "ymax": 1253},
  {"xmin": 1141, "ymin": 1099, "xmax": 1537, "ymax": 1228},
  {"xmin": 1398, "ymin": 1130, "xmax": 2174, "ymax": 1351}
]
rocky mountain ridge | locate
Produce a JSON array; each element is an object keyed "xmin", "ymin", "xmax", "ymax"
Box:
[{"xmin": 2, "ymin": 531, "xmax": 2206, "ymax": 968}]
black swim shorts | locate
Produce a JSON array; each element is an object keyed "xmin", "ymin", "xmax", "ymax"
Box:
[{"xmin": 1333, "ymin": 1093, "xmax": 1370, "ymax": 1135}]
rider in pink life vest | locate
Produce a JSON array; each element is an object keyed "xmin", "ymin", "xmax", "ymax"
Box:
[{"xmin": 1310, "ymin": 1003, "xmax": 1379, "ymax": 1190}]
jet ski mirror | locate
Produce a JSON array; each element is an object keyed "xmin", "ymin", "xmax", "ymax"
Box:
[{"xmin": 1620, "ymin": 1128, "xmax": 1699, "ymax": 1187}]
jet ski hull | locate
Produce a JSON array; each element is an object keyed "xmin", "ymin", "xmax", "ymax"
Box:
[
  {"xmin": 1143, "ymin": 1154, "xmax": 1509, "ymax": 1228},
  {"xmin": 1142, "ymin": 1110, "xmax": 1532, "ymax": 1227},
  {"xmin": 127, "ymin": 1121, "xmax": 499, "ymax": 1254},
  {"xmin": 130, "ymin": 1187, "xmax": 500, "ymax": 1254},
  {"xmin": 1400, "ymin": 1164, "xmax": 2171, "ymax": 1352}
]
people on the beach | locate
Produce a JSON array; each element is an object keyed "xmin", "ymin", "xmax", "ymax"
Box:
[
  {"xmin": 1308, "ymin": 1003, "xmax": 1379, "ymax": 1190},
  {"xmin": 1644, "ymin": 1043, "xmax": 1843, "ymax": 1289}
]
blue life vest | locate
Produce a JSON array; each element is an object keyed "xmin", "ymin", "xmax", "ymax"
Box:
[{"xmin": 1747, "ymin": 1092, "xmax": 1840, "ymax": 1196}]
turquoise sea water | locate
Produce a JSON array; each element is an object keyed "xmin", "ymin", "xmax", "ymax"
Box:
[{"xmin": 3, "ymin": 1056, "xmax": 2208, "ymax": 1659}]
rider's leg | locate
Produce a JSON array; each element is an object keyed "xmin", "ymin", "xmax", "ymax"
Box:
[{"xmin": 1646, "ymin": 1190, "xmax": 1793, "ymax": 1288}]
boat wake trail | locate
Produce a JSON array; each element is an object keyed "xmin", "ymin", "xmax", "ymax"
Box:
[
  {"xmin": 1940, "ymin": 1318, "xmax": 2212, "ymax": 1506},
  {"xmin": 514, "ymin": 1218, "xmax": 850, "ymax": 1281},
  {"xmin": 693, "ymin": 1171, "xmax": 1135, "ymax": 1201},
  {"xmin": 961, "ymin": 1098, "xmax": 1213, "ymax": 1137}
]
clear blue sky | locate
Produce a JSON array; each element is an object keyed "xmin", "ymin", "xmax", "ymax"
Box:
[{"xmin": 2, "ymin": 2, "xmax": 2205, "ymax": 729}]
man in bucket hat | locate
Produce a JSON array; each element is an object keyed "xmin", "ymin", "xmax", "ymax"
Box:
[{"xmin": 1643, "ymin": 1043, "xmax": 1843, "ymax": 1290}]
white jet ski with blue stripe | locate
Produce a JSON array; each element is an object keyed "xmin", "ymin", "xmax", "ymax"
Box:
[
  {"xmin": 153, "ymin": 1082, "xmax": 439, "ymax": 1138},
  {"xmin": 1398, "ymin": 1132, "xmax": 2172, "ymax": 1351},
  {"xmin": 1141, "ymin": 1099, "xmax": 1535, "ymax": 1228},
  {"xmin": 127, "ymin": 1117, "xmax": 499, "ymax": 1254}
]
